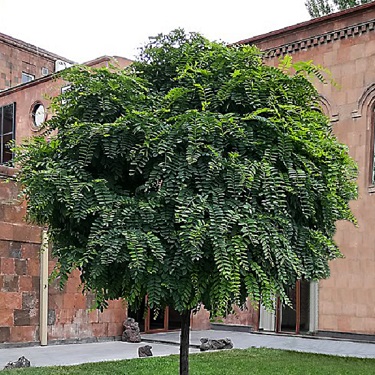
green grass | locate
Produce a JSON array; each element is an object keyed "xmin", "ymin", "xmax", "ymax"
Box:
[{"xmin": 5, "ymin": 348, "xmax": 375, "ymax": 374}]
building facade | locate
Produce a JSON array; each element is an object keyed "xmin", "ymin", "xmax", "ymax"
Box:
[
  {"xmin": 0, "ymin": 33, "xmax": 132, "ymax": 345},
  {"xmin": 0, "ymin": 32, "xmax": 74, "ymax": 91},
  {"xmin": 235, "ymin": 2, "xmax": 375, "ymax": 338},
  {"xmin": 1, "ymin": 3, "xmax": 375, "ymax": 345}
]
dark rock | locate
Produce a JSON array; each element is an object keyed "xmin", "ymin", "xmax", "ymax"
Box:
[
  {"xmin": 138, "ymin": 345, "xmax": 153, "ymax": 357},
  {"xmin": 199, "ymin": 338, "xmax": 233, "ymax": 351},
  {"xmin": 3, "ymin": 356, "xmax": 31, "ymax": 370},
  {"xmin": 122, "ymin": 317, "xmax": 141, "ymax": 343}
]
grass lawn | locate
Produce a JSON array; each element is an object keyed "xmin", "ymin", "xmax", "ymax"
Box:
[{"xmin": 5, "ymin": 348, "xmax": 375, "ymax": 374}]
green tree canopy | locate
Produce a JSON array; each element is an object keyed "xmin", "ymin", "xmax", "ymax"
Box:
[
  {"xmin": 15, "ymin": 30, "xmax": 357, "ymax": 374},
  {"xmin": 305, "ymin": 0, "xmax": 372, "ymax": 17}
]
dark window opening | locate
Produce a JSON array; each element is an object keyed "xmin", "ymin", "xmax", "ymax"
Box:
[{"xmin": 0, "ymin": 103, "xmax": 16, "ymax": 164}]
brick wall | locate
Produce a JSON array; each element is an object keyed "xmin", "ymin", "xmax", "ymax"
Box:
[{"xmin": 0, "ymin": 32, "xmax": 74, "ymax": 91}]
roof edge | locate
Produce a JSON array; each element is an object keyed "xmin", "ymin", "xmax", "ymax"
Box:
[
  {"xmin": 0, "ymin": 31, "xmax": 75, "ymax": 64},
  {"xmin": 236, "ymin": 2, "xmax": 375, "ymax": 45},
  {"xmin": 0, "ymin": 55, "xmax": 133, "ymax": 98}
]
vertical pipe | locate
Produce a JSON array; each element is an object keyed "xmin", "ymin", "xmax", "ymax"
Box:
[
  {"xmin": 39, "ymin": 229, "xmax": 49, "ymax": 346},
  {"xmin": 309, "ymin": 281, "xmax": 319, "ymax": 333},
  {"xmin": 295, "ymin": 280, "xmax": 301, "ymax": 335}
]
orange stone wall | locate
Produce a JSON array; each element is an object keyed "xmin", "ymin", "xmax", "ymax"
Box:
[
  {"xmin": 0, "ymin": 58, "xmax": 131, "ymax": 344},
  {"xmin": 245, "ymin": 4, "xmax": 375, "ymax": 335},
  {"xmin": 0, "ymin": 175, "xmax": 127, "ymax": 344}
]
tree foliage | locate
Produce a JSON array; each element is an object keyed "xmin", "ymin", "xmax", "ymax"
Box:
[
  {"xmin": 305, "ymin": 0, "xmax": 372, "ymax": 17},
  {"xmin": 15, "ymin": 30, "xmax": 357, "ymax": 318}
]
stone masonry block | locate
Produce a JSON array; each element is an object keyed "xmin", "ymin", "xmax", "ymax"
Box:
[
  {"xmin": 14, "ymin": 309, "xmax": 31, "ymax": 326},
  {"xmin": 26, "ymin": 258, "xmax": 39, "ymax": 277},
  {"xmin": 32, "ymin": 276, "xmax": 39, "ymax": 291},
  {"xmin": 0, "ymin": 309, "xmax": 13, "ymax": 326},
  {"xmin": 9, "ymin": 241, "xmax": 22, "ymax": 258},
  {"xmin": 0, "ymin": 240, "xmax": 10, "ymax": 257},
  {"xmin": 0, "ymin": 292, "xmax": 22, "ymax": 309},
  {"xmin": 1, "ymin": 275, "xmax": 19, "ymax": 292},
  {"xmin": 15, "ymin": 259, "xmax": 27, "ymax": 275},
  {"xmin": 10, "ymin": 326, "xmax": 38, "ymax": 342},
  {"xmin": 0, "ymin": 327, "xmax": 11, "ymax": 342},
  {"xmin": 62, "ymin": 294, "xmax": 76, "ymax": 310},
  {"xmin": 1, "ymin": 258, "xmax": 15, "ymax": 274},
  {"xmin": 74, "ymin": 294, "xmax": 86, "ymax": 310},
  {"xmin": 108, "ymin": 322, "xmax": 122, "ymax": 337},
  {"xmin": 21, "ymin": 243, "xmax": 40, "ymax": 259},
  {"xmin": 22, "ymin": 292, "xmax": 39, "ymax": 310},
  {"xmin": 91, "ymin": 322, "xmax": 108, "ymax": 337},
  {"xmin": 48, "ymin": 309, "xmax": 56, "ymax": 325}
]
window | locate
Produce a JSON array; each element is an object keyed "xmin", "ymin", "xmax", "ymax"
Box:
[
  {"xmin": 21, "ymin": 72, "xmax": 34, "ymax": 84},
  {"xmin": 31, "ymin": 102, "xmax": 46, "ymax": 129},
  {"xmin": 0, "ymin": 103, "xmax": 16, "ymax": 164},
  {"xmin": 61, "ymin": 85, "xmax": 71, "ymax": 105}
]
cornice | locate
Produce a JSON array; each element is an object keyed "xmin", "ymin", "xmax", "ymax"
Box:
[
  {"xmin": 0, "ymin": 32, "xmax": 75, "ymax": 64},
  {"xmin": 263, "ymin": 19, "xmax": 375, "ymax": 59}
]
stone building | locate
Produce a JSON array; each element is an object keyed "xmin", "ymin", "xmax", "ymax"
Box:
[
  {"xmin": 232, "ymin": 2, "xmax": 375, "ymax": 338},
  {"xmin": 1, "ymin": 1, "xmax": 375, "ymax": 345},
  {"xmin": 0, "ymin": 32, "xmax": 74, "ymax": 91},
  {"xmin": 0, "ymin": 32, "xmax": 132, "ymax": 345}
]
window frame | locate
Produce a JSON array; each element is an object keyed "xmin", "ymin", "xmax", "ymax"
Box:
[
  {"xmin": 369, "ymin": 107, "xmax": 375, "ymax": 189},
  {"xmin": 0, "ymin": 102, "xmax": 16, "ymax": 165},
  {"xmin": 21, "ymin": 72, "xmax": 35, "ymax": 84}
]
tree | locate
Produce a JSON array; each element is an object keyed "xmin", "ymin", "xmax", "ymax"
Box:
[
  {"xmin": 305, "ymin": 0, "xmax": 372, "ymax": 17},
  {"xmin": 15, "ymin": 30, "xmax": 357, "ymax": 374},
  {"xmin": 305, "ymin": 0, "xmax": 334, "ymax": 17}
]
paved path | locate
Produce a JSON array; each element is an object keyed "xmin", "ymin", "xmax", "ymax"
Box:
[
  {"xmin": 0, "ymin": 330, "xmax": 374, "ymax": 368},
  {"xmin": 143, "ymin": 330, "xmax": 375, "ymax": 358},
  {"xmin": 0, "ymin": 340, "xmax": 199, "ymax": 368}
]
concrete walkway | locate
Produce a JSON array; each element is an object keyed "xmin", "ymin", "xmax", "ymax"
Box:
[
  {"xmin": 143, "ymin": 330, "xmax": 375, "ymax": 358},
  {"xmin": 0, "ymin": 330, "xmax": 374, "ymax": 368},
  {"xmin": 0, "ymin": 340, "xmax": 199, "ymax": 368}
]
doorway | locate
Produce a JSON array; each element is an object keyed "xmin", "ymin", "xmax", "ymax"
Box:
[
  {"xmin": 258, "ymin": 280, "xmax": 318, "ymax": 334},
  {"xmin": 278, "ymin": 279, "xmax": 310, "ymax": 334},
  {"xmin": 128, "ymin": 298, "xmax": 182, "ymax": 333}
]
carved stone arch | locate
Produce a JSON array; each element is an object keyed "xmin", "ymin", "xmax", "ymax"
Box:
[
  {"xmin": 352, "ymin": 83, "xmax": 375, "ymax": 188},
  {"xmin": 352, "ymin": 83, "xmax": 375, "ymax": 120},
  {"xmin": 318, "ymin": 95, "xmax": 339, "ymax": 123}
]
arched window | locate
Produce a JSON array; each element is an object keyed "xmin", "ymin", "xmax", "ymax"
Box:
[
  {"xmin": 371, "ymin": 107, "xmax": 375, "ymax": 185},
  {"xmin": 351, "ymin": 83, "xmax": 375, "ymax": 190}
]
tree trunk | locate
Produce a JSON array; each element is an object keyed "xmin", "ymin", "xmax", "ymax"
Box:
[{"xmin": 180, "ymin": 310, "xmax": 191, "ymax": 375}]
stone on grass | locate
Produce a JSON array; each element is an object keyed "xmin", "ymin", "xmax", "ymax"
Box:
[
  {"xmin": 138, "ymin": 345, "xmax": 153, "ymax": 357},
  {"xmin": 3, "ymin": 356, "xmax": 31, "ymax": 370},
  {"xmin": 122, "ymin": 317, "xmax": 141, "ymax": 343},
  {"xmin": 199, "ymin": 338, "xmax": 233, "ymax": 351}
]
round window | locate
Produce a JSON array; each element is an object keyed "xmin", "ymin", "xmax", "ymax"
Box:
[{"xmin": 31, "ymin": 102, "xmax": 46, "ymax": 129}]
